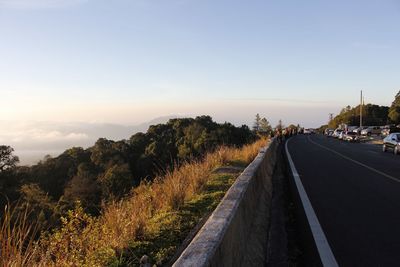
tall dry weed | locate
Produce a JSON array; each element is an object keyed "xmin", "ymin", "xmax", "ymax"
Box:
[{"xmin": 0, "ymin": 204, "xmax": 38, "ymax": 267}]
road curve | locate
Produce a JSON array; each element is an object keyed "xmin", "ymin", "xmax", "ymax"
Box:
[{"xmin": 287, "ymin": 134, "xmax": 400, "ymax": 267}]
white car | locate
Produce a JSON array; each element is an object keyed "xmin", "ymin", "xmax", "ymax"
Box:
[
  {"xmin": 346, "ymin": 126, "xmax": 358, "ymax": 133},
  {"xmin": 353, "ymin": 126, "xmax": 368, "ymax": 135},
  {"xmin": 333, "ymin": 129, "xmax": 343, "ymax": 138},
  {"xmin": 325, "ymin": 129, "xmax": 334, "ymax": 136},
  {"xmin": 361, "ymin": 126, "xmax": 382, "ymax": 136},
  {"xmin": 383, "ymin": 133, "xmax": 400, "ymax": 155}
]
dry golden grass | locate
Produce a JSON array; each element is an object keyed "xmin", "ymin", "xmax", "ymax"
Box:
[
  {"xmin": 0, "ymin": 204, "xmax": 38, "ymax": 267},
  {"xmin": 100, "ymin": 138, "xmax": 267, "ymax": 253},
  {"xmin": 3, "ymin": 138, "xmax": 268, "ymax": 267}
]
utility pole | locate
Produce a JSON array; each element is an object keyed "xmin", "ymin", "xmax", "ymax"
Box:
[{"xmin": 360, "ymin": 90, "xmax": 363, "ymax": 128}]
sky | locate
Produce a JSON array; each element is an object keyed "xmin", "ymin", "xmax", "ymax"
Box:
[{"xmin": 1, "ymin": 0, "xmax": 400, "ymax": 163}]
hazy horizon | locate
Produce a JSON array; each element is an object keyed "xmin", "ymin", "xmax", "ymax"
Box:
[
  {"xmin": 0, "ymin": 112, "xmax": 322, "ymax": 165},
  {"xmin": 0, "ymin": 115, "xmax": 178, "ymax": 165}
]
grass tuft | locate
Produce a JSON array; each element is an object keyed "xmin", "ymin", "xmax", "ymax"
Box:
[{"xmin": 0, "ymin": 203, "xmax": 38, "ymax": 267}]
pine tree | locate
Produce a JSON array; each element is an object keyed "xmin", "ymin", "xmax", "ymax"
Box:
[
  {"xmin": 259, "ymin": 117, "xmax": 272, "ymax": 134},
  {"xmin": 253, "ymin": 113, "xmax": 261, "ymax": 132}
]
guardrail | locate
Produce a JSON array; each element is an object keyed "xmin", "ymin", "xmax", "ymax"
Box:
[{"xmin": 173, "ymin": 138, "xmax": 278, "ymax": 267}]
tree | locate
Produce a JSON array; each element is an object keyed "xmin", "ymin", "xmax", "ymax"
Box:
[
  {"xmin": 389, "ymin": 90, "xmax": 400, "ymax": 124},
  {"xmin": 19, "ymin": 183, "xmax": 56, "ymax": 229},
  {"xmin": 0, "ymin": 145, "xmax": 19, "ymax": 172},
  {"xmin": 63, "ymin": 163, "xmax": 100, "ymax": 214},
  {"xmin": 0, "ymin": 146, "xmax": 20, "ymax": 206},
  {"xmin": 100, "ymin": 164, "xmax": 133, "ymax": 199},
  {"xmin": 253, "ymin": 114, "xmax": 261, "ymax": 132},
  {"xmin": 129, "ymin": 133, "xmax": 148, "ymax": 154},
  {"xmin": 91, "ymin": 138, "xmax": 117, "ymax": 169},
  {"xmin": 259, "ymin": 118, "xmax": 272, "ymax": 134},
  {"xmin": 177, "ymin": 123, "xmax": 207, "ymax": 158}
]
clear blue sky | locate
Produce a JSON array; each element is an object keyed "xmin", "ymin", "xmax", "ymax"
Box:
[{"xmin": 1, "ymin": 0, "xmax": 399, "ymax": 128}]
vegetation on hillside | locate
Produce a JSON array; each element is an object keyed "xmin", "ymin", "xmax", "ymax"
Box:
[
  {"xmin": 327, "ymin": 91, "xmax": 400, "ymax": 129},
  {"xmin": 0, "ymin": 116, "xmax": 255, "ymax": 229},
  {"xmin": 328, "ymin": 104, "xmax": 389, "ymax": 128},
  {"xmin": 1, "ymin": 137, "xmax": 267, "ymax": 266},
  {"xmin": 389, "ymin": 91, "xmax": 400, "ymax": 124},
  {"xmin": 0, "ymin": 115, "xmax": 268, "ymax": 266}
]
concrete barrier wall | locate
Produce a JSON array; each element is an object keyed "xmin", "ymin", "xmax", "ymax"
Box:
[{"xmin": 173, "ymin": 139, "xmax": 278, "ymax": 267}]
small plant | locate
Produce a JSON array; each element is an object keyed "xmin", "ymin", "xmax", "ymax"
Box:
[{"xmin": 35, "ymin": 202, "xmax": 115, "ymax": 266}]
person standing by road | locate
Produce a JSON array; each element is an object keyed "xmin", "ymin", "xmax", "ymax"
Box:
[{"xmin": 276, "ymin": 129, "xmax": 282, "ymax": 143}]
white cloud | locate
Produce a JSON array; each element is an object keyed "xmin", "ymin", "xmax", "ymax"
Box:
[
  {"xmin": 0, "ymin": 120, "xmax": 140, "ymax": 165},
  {"xmin": 0, "ymin": 0, "xmax": 88, "ymax": 9},
  {"xmin": 2, "ymin": 128, "xmax": 89, "ymax": 143},
  {"xmin": 30, "ymin": 130, "xmax": 89, "ymax": 141}
]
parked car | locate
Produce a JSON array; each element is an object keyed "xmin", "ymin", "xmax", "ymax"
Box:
[
  {"xmin": 324, "ymin": 128, "xmax": 331, "ymax": 135},
  {"xmin": 383, "ymin": 133, "xmax": 400, "ymax": 155},
  {"xmin": 382, "ymin": 126, "xmax": 400, "ymax": 137},
  {"xmin": 338, "ymin": 131, "xmax": 345, "ymax": 140},
  {"xmin": 326, "ymin": 129, "xmax": 334, "ymax": 137},
  {"xmin": 361, "ymin": 126, "xmax": 382, "ymax": 136},
  {"xmin": 353, "ymin": 126, "xmax": 368, "ymax": 135},
  {"xmin": 343, "ymin": 132, "xmax": 359, "ymax": 142},
  {"xmin": 346, "ymin": 126, "xmax": 358, "ymax": 133},
  {"xmin": 324, "ymin": 128, "xmax": 334, "ymax": 136},
  {"xmin": 333, "ymin": 129, "xmax": 343, "ymax": 138}
]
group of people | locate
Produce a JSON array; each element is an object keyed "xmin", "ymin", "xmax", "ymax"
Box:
[{"xmin": 273, "ymin": 127, "xmax": 299, "ymax": 143}]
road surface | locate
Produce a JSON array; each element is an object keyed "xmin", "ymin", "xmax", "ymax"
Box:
[{"xmin": 286, "ymin": 134, "xmax": 400, "ymax": 267}]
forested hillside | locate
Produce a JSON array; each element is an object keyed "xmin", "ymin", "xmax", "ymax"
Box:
[
  {"xmin": 0, "ymin": 116, "xmax": 264, "ymax": 266},
  {"xmin": 0, "ymin": 116, "xmax": 255, "ymax": 230},
  {"xmin": 328, "ymin": 104, "xmax": 389, "ymax": 128}
]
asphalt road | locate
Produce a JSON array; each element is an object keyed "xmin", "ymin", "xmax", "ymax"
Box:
[{"xmin": 287, "ymin": 134, "xmax": 400, "ymax": 267}]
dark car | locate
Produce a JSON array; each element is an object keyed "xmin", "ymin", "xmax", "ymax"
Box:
[{"xmin": 383, "ymin": 133, "xmax": 400, "ymax": 155}]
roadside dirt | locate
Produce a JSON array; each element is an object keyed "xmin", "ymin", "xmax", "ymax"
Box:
[{"xmin": 266, "ymin": 143, "xmax": 302, "ymax": 267}]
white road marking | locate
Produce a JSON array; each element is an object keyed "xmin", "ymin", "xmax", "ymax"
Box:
[
  {"xmin": 308, "ymin": 136, "xmax": 400, "ymax": 183},
  {"xmin": 285, "ymin": 139, "xmax": 339, "ymax": 267}
]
